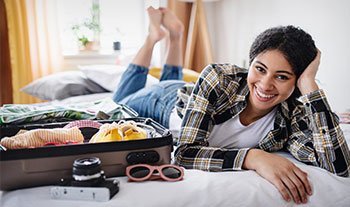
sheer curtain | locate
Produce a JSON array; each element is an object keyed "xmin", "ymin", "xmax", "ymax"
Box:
[
  {"xmin": 0, "ymin": 0, "xmax": 13, "ymax": 105},
  {"xmin": 4, "ymin": 0, "xmax": 63, "ymax": 104}
]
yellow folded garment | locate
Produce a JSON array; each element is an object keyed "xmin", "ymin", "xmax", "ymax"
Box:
[
  {"xmin": 0, "ymin": 127, "xmax": 84, "ymax": 149},
  {"xmin": 119, "ymin": 123, "xmax": 147, "ymax": 141},
  {"xmin": 89, "ymin": 122, "xmax": 121, "ymax": 143},
  {"xmin": 89, "ymin": 121, "xmax": 148, "ymax": 143}
]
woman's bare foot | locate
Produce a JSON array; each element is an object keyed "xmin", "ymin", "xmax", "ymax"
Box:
[
  {"xmin": 159, "ymin": 7, "xmax": 184, "ymax": 40},
  {"xmin": 147, "ymin": 6, "xmax": 166, "ymax": 44}
]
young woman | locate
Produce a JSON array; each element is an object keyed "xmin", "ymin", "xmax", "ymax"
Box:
[
  {"xmin": 174, "ymin": 29, "xmax": 350, "ymax": 204},
  {"xmin": 113, "ymin": 7, "xmax": 350, "ymax": 204}
]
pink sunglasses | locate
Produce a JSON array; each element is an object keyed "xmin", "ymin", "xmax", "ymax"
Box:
[{"xmin": 126, "ymin": 164, "xmax": 184, "ymax": 182}]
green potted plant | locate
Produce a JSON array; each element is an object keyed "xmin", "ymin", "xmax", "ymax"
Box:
[{"xmin": 72, "ymin": 0, "xmax": 101, "ymax": 52}]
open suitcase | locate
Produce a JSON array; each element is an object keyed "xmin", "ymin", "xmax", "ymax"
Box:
[{"xmin": 0, "ymin": 117, "xmax": 173, "ymax": 191}]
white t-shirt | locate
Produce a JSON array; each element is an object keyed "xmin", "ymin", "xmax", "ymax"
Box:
[
  {"xmin": 169, "ymin": 107, "xmax": 277, "ymax": 148},
  {"xmin": 169, "ymin": 108, "xmax": 183, "ymax": 139}
]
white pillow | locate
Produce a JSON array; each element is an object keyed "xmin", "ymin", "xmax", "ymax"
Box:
[
  {"xmin": 21, "ymin": 71, "xmax": 107, "ymax": 100},
  {"xmin": 78, "ymin": 64, "xmax": 159, "ymax": 92},
  {"xmin": 56, "ymin": 92, "xmax": 113, "ymax": 104}
]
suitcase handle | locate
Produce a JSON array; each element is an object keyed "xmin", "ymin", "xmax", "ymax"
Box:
[{"xmin": 63, "ymin": 120, "xmax": 103, "ymax": 129}]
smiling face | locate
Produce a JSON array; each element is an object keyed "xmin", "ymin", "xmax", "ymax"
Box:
[{"xmin": 247, "ymin": 49, "xmax": 296, "ymax": 116}]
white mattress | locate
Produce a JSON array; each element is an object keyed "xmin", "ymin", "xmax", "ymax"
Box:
[{"xmin": 1, "ymin": 125, "xmax": 349, "ymax": 207}]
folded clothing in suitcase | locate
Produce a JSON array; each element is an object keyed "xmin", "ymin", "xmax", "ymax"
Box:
[{"xmin": 0, "ymin": 118, "xmax": 173, "ymax": 191}]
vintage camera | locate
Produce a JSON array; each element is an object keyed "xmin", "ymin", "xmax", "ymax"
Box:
[{"xmin": 51, "ymin": 157, "xmax": 119, "ymax": 202}]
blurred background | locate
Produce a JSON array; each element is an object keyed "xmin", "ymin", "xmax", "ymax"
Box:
[{"xmin": 1, "ymin": 0, "xmax": 349, "ymax": 112}]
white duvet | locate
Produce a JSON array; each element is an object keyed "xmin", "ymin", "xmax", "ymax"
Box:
[{"xmin": 1, "ymin": 125, "xmax": 349, "ymax": 207}]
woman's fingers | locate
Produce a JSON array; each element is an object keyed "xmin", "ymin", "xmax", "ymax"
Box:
[
  {"xmin": 294, "ymin": 168, "xmax": 312, "ymax": 196},
  {"xmin": 296, "ymin": 48, "xmax": 321, "ymax": 95},
  {"xmin": 246, "ymin": 150, "xmax": 312, "ymax": 204},
  {"xmin": 304, "ymin": 48, "xmax": 321, "ymax": 76},
  {"xmin": 283, "ymin": 173, "xmax": 308, "ymax": 204},
  {"xmin": 273, "ymin": 180, "xmax": 292, "ymax": 202},
  {"xmin": 281, "ymin": 177, "xmax": 301, "ymax": 203},
  {"xmin": 272, "ymin": 171, "xmax": 309, "ymax": 204}
]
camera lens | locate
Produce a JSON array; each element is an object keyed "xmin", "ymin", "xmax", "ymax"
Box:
[{"xmin": 72, "ymin": 157, "xmax": 102, "ymax": 182}]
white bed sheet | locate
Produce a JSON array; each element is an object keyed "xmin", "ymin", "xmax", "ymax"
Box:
[
  {"xmin": 0, "ymin": 150, "xmax": 349, "ymax": 207},
  {"xmin": 1, "ymin": 118, "xmax": 349, "ymax": 207}
]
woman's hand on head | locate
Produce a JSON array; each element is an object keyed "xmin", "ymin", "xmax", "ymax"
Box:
[
  {"xmin": 297, "ymin": 49, "xmax": 321, "ymax": 95},
  {"xmin": 243, "ymin": 149, "xmax": 312, "ymax": 204}
]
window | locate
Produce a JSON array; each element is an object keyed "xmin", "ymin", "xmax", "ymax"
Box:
[{"xmin": 57, "ymin": 0, "xmax": 163, "ymax": 66}]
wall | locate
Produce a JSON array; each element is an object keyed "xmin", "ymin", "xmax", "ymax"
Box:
[{"xmin": 205, "ymin": 0, "xmax": 350, "ymax": 112}]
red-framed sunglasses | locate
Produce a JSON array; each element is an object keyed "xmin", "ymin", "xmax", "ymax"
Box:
[
  {"xmin": 126, "ymin": 164, "xmax": 184, "ymax": 182},
  {"xmin": 43, "ymin": 141, "xmax": 78, "ymax": 146}
]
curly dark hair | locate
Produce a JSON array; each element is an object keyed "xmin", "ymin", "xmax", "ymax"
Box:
[
  {"xmin": 249, "ymin": 25, "xmax": 317, "ymax": 79},
  {"xmin": 249, "ymin": 25, "xmax": 317, "ymax": 99}
]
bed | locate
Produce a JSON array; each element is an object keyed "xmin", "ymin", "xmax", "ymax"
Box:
[
  {"xmin": 0, "ymin": 133, "xmax": 350, "ymax": 207},
  {"xmin": 1, "ymin": 65, "xmax": 350, "ymax": 207}
]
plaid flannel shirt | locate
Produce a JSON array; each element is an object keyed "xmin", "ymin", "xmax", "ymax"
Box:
[{"xmin": 174, "ymin": 64, "xmax": 350, "ymax": 177}]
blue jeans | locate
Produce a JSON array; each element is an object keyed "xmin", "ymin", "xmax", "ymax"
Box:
[{"xmin": 112, "ymin": 64, "xmax": 186, "ymax": 128}]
